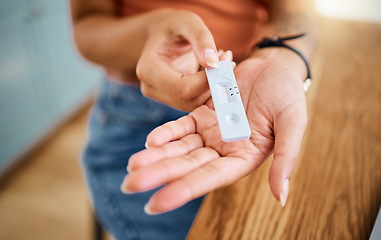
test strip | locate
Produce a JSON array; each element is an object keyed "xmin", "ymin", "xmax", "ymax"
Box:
[{"xmin": 205, "ymin": 61, "xmax": 251, "ymax": 142}]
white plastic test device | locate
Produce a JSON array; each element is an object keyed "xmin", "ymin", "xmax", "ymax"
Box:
[{"xmin": 205, "ymin": 61, "xmax": 251, "ymax": 142}]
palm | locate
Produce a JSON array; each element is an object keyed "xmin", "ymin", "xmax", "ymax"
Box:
[{"xmin": 122, "ymin": 58, "xmax": 307, "ymax": 214}]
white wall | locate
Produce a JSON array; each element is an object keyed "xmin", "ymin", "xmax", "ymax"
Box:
[{"xmin": 315, "ymin": 0, "xmax": 381, "ymax": 23}]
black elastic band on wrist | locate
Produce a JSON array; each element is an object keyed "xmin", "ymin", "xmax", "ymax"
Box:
[{"xmin": 255, "ymin": 33, "xmax": 311, "ymax": 92}]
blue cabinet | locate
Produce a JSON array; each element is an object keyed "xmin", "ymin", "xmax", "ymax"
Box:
[{"xmin": 0, "ymin": 0, "xmax": 101, "ymax": 174}]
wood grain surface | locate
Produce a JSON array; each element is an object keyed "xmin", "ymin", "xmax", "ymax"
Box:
[
  {"xmin": 188, "ymin": 18, "xmax": 381, "ymax": 240},
  {"xmin": 0, "ymin": 104, "xmax": 93, "ymax": 240}
]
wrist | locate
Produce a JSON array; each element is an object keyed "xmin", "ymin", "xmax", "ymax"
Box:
[{"xmin": 249, "ymin": 47, "xmax": 308, "ymax": 84}]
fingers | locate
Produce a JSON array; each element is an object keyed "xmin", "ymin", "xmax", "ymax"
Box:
[
  {"xmin": 122, "ymin": 147, "xmax": 220, "ymax": 193},
  {"xmin": 128, "ymin": 134, "xmax": 203, "ymax": 172},
  {"xmin": 139, "ymin": 70, "xmax": 211, "ymax": 111},
  {"xmin": 218, "ymin": 50, "xmax": 233, "ymax": 62},
  {"xmin": 269, "ymin": 101, "xmax": 307, "ymax": 207},
  {"xmin": 144, "ymin": 156, "xmax": 258, "ymax": 214},
  {"xmin": 137, "ymin": 14, "xmax": 233, "ymax": 111},
  {"xmin": 146, "ymin": 115, "xmax": 197, "ymax": 147},
  {"xmin": 139, "ymin": 49, "xmax": 233, "ymax": 105},
  {"xmin": 170, "ymin": 11, "xmax": 219, "ymax": 68},
  {"xmin": 137, "ymin": 10, "xmax": 236, "ymax": 111},
  {"xmin": 139, "ymin": 48, "xmax": 233, "ymax": 111}
]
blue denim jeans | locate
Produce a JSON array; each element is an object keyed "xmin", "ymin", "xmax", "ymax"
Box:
[{"xmin": 82, "ymin": 78, "xmax": 204, "ymax": 240}]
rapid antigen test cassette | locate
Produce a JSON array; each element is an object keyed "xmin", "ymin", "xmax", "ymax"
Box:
[{"xmin": 205, "ymin": 61, "xmax": 251, "ymax": 142}]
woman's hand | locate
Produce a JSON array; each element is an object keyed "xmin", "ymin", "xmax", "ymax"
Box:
[
  {"xmin": 72, "ymin": 5, "xmax": 221, "ymax": 111},
  {"xmin": 121, "ymin": 49, "xmax": 308, "ymax": 214},
  {"xmin": 136, "ymin": 10, "xmax": 221, "ymax": 111}
]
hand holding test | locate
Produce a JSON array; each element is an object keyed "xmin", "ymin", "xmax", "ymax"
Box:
[{"xmin": 205, "ymin": 61, "xmax": 251, "ymax": 142}]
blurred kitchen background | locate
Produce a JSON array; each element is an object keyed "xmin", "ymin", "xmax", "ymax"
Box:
[{"xmin": 0, "ymin": 0, "xmax": 380, "ymax": 240}]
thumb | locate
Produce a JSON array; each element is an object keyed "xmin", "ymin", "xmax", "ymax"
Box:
[
  {"xmin": 269, "ymin": 103, "xmax": 307, "ymax": 207},
  {"xmin": 172, "ymin": 12, "xmax": 219, "ymax": 68}
]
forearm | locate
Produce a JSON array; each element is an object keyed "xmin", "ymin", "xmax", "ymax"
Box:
[
  {"xmin": 251, "ymin": 0, "xmax": 317, "ymax": 81},
  {"xmin": 262, "ymin": 0, "xmax": 317, "ymax": 57},
  {"xmin": 71, "ymin": 7, "xmax": 172, "ymax": 70}
]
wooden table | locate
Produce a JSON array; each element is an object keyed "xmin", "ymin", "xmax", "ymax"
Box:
[{"xmin": 188, "ymin": 17, "xmax": 381, "ymax": 240}]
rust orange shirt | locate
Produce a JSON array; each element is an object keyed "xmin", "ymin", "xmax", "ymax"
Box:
[{"xmin": 118, "ymin": 0, "xmax": 269, "ymax": 61}]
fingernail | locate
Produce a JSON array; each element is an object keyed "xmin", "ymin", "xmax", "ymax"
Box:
[
  {"xmin": 231, "ymin": 61, "xmax": 236, "ymax": 68},
  {"xmin": 120, "ymin": 176, "xmax": 135, "ymax": 194},
  {"xmin": 144, "ymin": 203, "xmax": 159, "ymax": 215},
  {"xmin": 145, "ymin": 142, "xmax": 149, "ymax": 149},
  {"xmin": 203, "ymin": 48, "xmax": 219, "ymax": 68},
  {"xmin": 120, "ymin": 182, "xmax": 132, "ymax": 194},
  {"xmin": 127, "ymin": 164, "xmax": 132, "ymax": 172},
  {"xmin": 226, "ymin": 50, "xmax": 233, "ymax": 58},
  {"xmin": 280, "ymin": 179, "xmax": 289, "ymax": 207}
]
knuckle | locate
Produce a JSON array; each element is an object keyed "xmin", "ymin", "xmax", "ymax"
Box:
[
  {"xmin": 176, "ymin": 10, "xmax": 199, "ymax": 20},
  {"xmin": 203, "ymin": 164, "xmax": 225, "ymax": 182},
  {"xmin": 140, "ymin": 84, "xmax": 150, "ymax": 97},
  {"xmin": 136, "ymin": 54, "xmax": 155, "ymax": 81},
  {"xmin": 177, "ymin": 86, "xmax": 193, "ymax": 101},
  {"xmin": 135, "ymin": 62, "xmax": 144, "ymax": 80},
  {"xmin": 183, "ymin": 154, "xmax": 200, "ymax": 170},
  {"xmin": 174, "ymin": 10, "xmax": 206, "ymax": 32}
]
